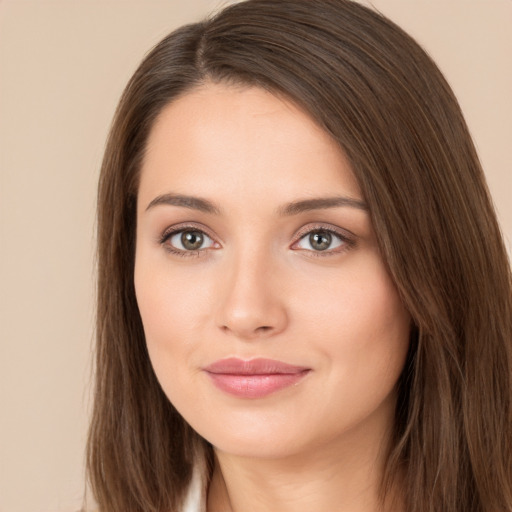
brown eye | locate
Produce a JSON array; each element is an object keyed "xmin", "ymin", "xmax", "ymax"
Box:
[
  {"xmin": 295, "ymin": 228, "xmax": 346, "ymax": 253},
  {"xmin": 309, "ymin": 231, "xmax": 332, "ymax": 251},
  {"xmin": 180, "ymin": 231, "xmax": 204, "ymax": 250},
  {"xmin": 166, "ymin": 229, "xmax": 215, "ymax": 252}
]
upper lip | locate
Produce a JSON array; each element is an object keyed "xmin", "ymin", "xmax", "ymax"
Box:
[{"xmin": 203, "ymin": 358, "xmax": 310, "ymax": 375}]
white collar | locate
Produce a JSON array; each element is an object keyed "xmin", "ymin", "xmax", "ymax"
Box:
[{"xmin": 181, "ymin": 460, "xmax": 208, "ymax": 512}]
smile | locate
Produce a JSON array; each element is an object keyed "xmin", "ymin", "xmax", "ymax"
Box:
[{"xmin": 203, "ymin": 358, "xmax": 311, "ymax": 399}]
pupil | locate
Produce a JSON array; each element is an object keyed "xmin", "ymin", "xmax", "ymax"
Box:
[
  {"xmin": 181, "ymin": 231, "xmax": 203, "ymax": 250},
  {"xmin": 310, "ymin": 231, "xmax": 331, "ymax": 251}
]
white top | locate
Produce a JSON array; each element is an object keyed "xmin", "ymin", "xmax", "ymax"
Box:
[{"xmin": 181, "ymin": 463, "xmax": 207, "ymax": 512}]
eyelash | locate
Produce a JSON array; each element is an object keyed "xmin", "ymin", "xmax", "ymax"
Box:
[{"xmin": 158, "ymin": 223, "xmax": 355, "ymax": 258}]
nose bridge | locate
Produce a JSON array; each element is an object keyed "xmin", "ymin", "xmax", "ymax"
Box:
[{"xmin": 216, "ymin": 243, "xmax": 288, "ymax": 339}]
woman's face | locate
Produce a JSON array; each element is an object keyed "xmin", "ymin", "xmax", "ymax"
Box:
[{"xmin": 134, "ymin": 83, "xmax": 411, "ymax": 460}]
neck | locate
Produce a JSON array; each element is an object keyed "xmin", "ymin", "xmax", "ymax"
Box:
[{"xmin": 207, "ymin": 418, "xmax": 403, "ymax": 512}]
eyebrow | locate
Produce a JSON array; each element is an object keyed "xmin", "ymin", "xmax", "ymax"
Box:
[
  {"xmin": 145, "ymin": 193, "xmax": 221, "ymax": 214},
  {"xmin": 145, "ymin": 193, "xmax": 368, "ymax": 215},
  {"xmin": 278, "ymin": 196, "xmax": 368, "ymax": 215}
]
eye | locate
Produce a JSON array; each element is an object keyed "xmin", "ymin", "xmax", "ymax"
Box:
[
  {"xmin": 160, "ymin": 227, "xmax": 218, "ymax": 256},
  {"xmin": 293, "ymin": 228, "xmax": 351, "ymax": 254}
]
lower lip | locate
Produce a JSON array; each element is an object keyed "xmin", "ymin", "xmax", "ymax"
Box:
[{"xmin": 206, "ymin": 371, "xmax": 310, "ymax": 399}]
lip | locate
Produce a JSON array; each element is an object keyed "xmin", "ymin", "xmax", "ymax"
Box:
[{"xmin": 203, "ymin": 358, "xmax": 311, "ymax": 399}]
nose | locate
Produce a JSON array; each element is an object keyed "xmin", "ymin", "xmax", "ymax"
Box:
[{"xmin": 215, "ymin": 251, "xmax": 289, "ymax": 341}]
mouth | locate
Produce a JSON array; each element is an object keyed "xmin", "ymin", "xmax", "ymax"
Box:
[{"xmin": 202, "ymin": 358, "xmax": 311, "ymax": 399}]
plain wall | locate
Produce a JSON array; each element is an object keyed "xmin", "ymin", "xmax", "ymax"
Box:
[{"xmin": 0, "ymin": 1, "xmax": 510, "ymax": 511}]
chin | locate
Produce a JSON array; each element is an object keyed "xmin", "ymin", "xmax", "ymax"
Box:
[{"xmin": 189, "ymin": 414, "xmax": 328, "ymax": 462}]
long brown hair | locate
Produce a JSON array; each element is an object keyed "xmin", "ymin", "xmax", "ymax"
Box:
[{"xmin": 87, "ymin": 1, "xmax": 512, "ymax": 510}]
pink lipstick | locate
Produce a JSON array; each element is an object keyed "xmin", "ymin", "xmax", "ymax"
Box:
[{"xmin": 203, "ymin": 358, "xmax": 310, "ymax": 398}]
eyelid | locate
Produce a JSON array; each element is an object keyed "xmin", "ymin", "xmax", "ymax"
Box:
[
  {"xmin": 157, "ymin": 221, "xmax": 355, "ymax": 257},
  {"xmin": 291, "ymin": 223, "xmax": 356, "ymax": 254},
  {"xmin": 158, "ymin": 222, "xmax": 221, "ymax": 257},
  {"xmin": 159, "ymin": 222, "xmax": 219, "ymax": 243}
]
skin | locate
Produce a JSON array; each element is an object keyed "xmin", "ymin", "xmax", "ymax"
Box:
[{"xmin": 134, "ymin": 83, "xmax": 411, "ymax": 512}]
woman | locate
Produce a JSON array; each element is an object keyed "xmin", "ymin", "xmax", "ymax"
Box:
[{"xmin": 86, "ymin": 1, "xmax": 512, "ymax": 511}]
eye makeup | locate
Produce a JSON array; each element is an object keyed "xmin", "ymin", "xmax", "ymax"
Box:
[
  {"xmin": 158, "ymin": 222, "xmax": 220, "ymax": 258},
  {"xmin": 157, "ymin": 221, "xmax": 357, "ymax": 259},
  {"xmin": 291, "ymin": 222, "xmax": 356, "ymax": 258}
]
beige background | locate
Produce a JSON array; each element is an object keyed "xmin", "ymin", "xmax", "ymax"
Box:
[{"xmin": 0, "ymin": 1, "xmax": 510, "ymax": 511}]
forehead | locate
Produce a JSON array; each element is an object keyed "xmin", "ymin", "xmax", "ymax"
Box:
[{"xmin": 139, "ymin": 82, "xmax": 362, "ymax": 207}]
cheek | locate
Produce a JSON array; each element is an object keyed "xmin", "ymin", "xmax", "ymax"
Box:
[
  {"xmin": 297, "ymin": 252, "xmax": 411, "ymax": 393},
  {"xmin": 306, "ymin": 249, "xmax": 409, "ymax": 338},
  {"xmin": 135, "ymin": 249, "xmax": 210, "ymax": 337},
  {"xmin": 134, "ymin": 255, "xmax": 216, "ymax": 396}
]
